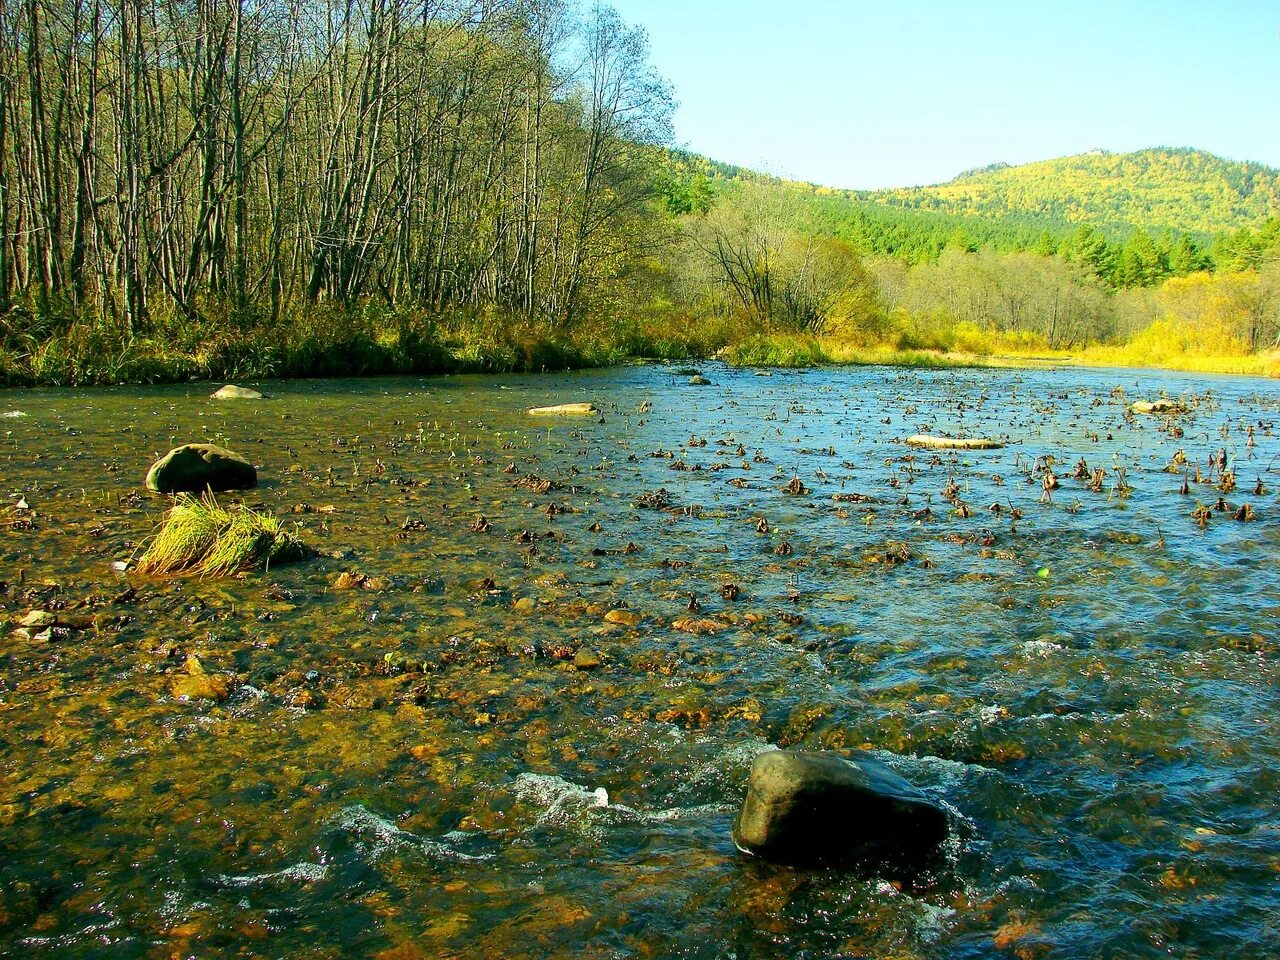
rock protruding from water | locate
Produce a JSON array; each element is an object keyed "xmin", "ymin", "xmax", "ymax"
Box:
[
  {"xmin": 211, "ymin": 384, "xmax": 264, "ymax": 400},
  {"xmin": 688, "ymin": 375, "xmax": 711, "ymax": 386},
  {"xmin": 1131, "ymin": 399, "xmax": 1185, "ymax": 415},
  {"xmin": 145, "ymin": 444, "xmax": 257, "ymax": 494},
  {"xmin": 906, "ymin": 435, "xmax": 1003, "ymax": 450},
  {"xmin": 733, "ymin": 750, "xmax": 948, "ymax": 869},
  {"xmin": 528, "ymin": 402, "xmax": 599, "ymax": 416}
]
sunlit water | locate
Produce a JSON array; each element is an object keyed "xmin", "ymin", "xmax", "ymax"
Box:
[{"xmin": 1, "ymin": 362, "xmax": 1278, "ymax": 959}]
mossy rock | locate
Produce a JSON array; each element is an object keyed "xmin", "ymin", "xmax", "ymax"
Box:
[{"xmin": 145, "ymin": 444, "xmax": 257, "ymax": 494}]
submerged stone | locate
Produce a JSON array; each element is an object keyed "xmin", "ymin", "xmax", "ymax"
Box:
[
  {"xmin": 145, "ymin": 444, "xmax": 257, "ymax": 494},
  {"xmin": 733, "ymin": 750, "xmax": 948, "ymax": 869},
  {"xmin": 19, "ymin": 611, "xmax": 56, "ymax": 629},
  {"xmin": 169, "ymin": 672, "xmax": 232, "ymax": 702},
  {"xmin": 604, "ymin": 609, "xmax": 642, "ymax": 627},
  {"xmin": 211, "ymin": 384, "xmax": 264, "ymax": 400}
]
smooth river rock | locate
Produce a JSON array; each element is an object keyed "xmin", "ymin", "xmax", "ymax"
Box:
[
  {"xmin": 211, "ymin": 384, "xmax": 264, "ymax": 400},
  {"xmin": 1131, "ymin": 399, "xmax": 1185, "ymax": 415},
  {"xmin": 733, "ymin": 750, "xmax": 949, "ymax": 869},
  {"xmin": 604, "ymin": 609, "xmax": 643, "ymax": 627},
  {"xmin": 906, "ymin": 435, "xmax": 1003, "ymax": 450},
  {"xmin": 145, "ymin": 443, "xmax": 257, "ymax": 494},
  {"xmin": 19, "ymin": 611, "xmax": 57, "ymax": 629},
  {"xmin": 528, "ymin": 403, "xmax": 598, "ymax": 416},
  {"xmin": 169, "ymin": 672, "xmax": 232, "ymax": 702}
]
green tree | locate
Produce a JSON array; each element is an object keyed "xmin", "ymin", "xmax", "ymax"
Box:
[
  {"xmin": 1169, "ymin": 235, "xmax": 1208, "ymax": 276},
  {"xmin": 1115, "ymin": 230, "xmax": 1167, "ymax": 287},
  {"xmin": 1063, "ymin": 225, "xmax": 1114, "ymax": 281}
]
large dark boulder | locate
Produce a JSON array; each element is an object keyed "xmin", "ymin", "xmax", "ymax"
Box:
[
  {"xmin": 145, "ymin": 444, "xmax": 257, "ymax": 494},
  {"xmin": 733, "ymin": 750, "xmax": 948, "ymax": 869}
]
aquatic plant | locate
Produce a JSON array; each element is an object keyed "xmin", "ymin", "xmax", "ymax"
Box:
[{"xmin": 138, "ymin": 494, "xmax": 310, "ymax": 577}]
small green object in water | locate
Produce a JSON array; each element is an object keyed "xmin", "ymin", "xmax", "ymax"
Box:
[
  {"xmin": 1037, "ymin": 567, "xmax": 1050, "ymax": 579},
  {"xmin": 138, "ymin": 493, "xmax": 310, "ymax": 577}
]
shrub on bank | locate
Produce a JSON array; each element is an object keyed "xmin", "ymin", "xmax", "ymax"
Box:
[{"xmin": 0, "ymin": 300, "xmax": 622, "ymax": 386}]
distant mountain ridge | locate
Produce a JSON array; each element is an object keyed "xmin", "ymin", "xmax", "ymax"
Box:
[{"xmin": 857, "ymin": 147, "xmax": 1280, "ymax": 235}]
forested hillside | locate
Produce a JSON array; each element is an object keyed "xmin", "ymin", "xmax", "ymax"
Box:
[
  {"xmin": 653, "ymin": 151, "xmax": 1280, "ymax": 369},
  {"xmin": 659, "ymin": 150, "xmax": 1280, "ymax": 285},
  {"xmin": 859, "ymin": 147, "xmax": 1280, "ymax": 235}
]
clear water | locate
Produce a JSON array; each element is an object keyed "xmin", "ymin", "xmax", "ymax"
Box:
[{"xmin": 1, "ymin": 362, "xmax": 1278, "ymax": 958}]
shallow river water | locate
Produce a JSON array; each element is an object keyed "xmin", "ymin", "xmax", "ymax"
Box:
[{"xmin": 1, "ymin": 362, "xmax": 1278, "ymax": 959}]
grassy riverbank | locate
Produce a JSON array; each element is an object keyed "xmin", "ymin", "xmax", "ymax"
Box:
[
  {"xmin": 3, "ymin": 305, "xmax": 1277, "ymax": 387},
  {"xmin": 720, "ymin": 333, "xmax": 1280, "ymax": 378},
  {"xmin": 0, "ymin": 306, "xmax": 634, "ymax": 387}
]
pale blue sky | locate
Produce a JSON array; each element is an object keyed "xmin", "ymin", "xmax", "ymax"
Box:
[{"xmin": 606, "ymin": 0, "xmax": 1280, "ymax": 189}]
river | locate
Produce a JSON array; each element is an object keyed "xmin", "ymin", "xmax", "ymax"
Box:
[{"xmin": 1, "ymin": 362, "xmax": 1277, "ymax": 958}]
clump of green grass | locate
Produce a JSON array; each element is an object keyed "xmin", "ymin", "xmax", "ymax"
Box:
[
  {"xmin": 722, "ymin": 334, "xmax": 831, "ymax": 368},
  {"xmin": 138, "ymin": 494, "xmax": 310, "ymax": 577}
]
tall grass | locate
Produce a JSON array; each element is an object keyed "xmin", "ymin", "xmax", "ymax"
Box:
[
  {"xmin": 3, "ymin": 294, "xmax": 1277, "ymax": 384},
  {"xmin": 138, "ymin": 494, "xmax": 310, "ymax": 577},
  {"xmin": 722, "ymin": 334, "xmax": 831, "ymax": 367},
  {"xmin": 720, "ymin": 333, "xmax": 1002, "ymax": 370},
  {"xmin": 0, "ymin": 298, "xmax": 630, "ymax": 387}
]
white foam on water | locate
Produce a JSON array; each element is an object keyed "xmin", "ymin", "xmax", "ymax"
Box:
[
  {"xmin": 512, "ymin": 773, "xmax": 610, "ymax": 829},
  {"xmin": 720, "ymin": 739, "xmax": 778, "ymax": 767},
  {"xmin": 218, "ymin": 861, "xmax": 329, "ymax": 887},
  {"xmin": 1020, "ymin": 638, "xmax": 1063, "ymax": 657},
  {"xmin": 909, "ymin": 899, "xmax": 959, "ymax": 945},
  {"xmin": 2, "ymin": 411, "xmax": 26, "ymax": 418},
  {"xmin": 329, "ymin": 804, "xmax": 491, "ymax": 862},
  {"xmin": 665, "ymin": 739, "xmax": 775, "ymax": 807},
  {"xmin": 513, "ymin": 772, "xmax": 731, "ymax": 836},
  {"xmin": 618, "ymin": 801, "xmax": 727, "ymax": 823},
  {"xmin": 976, "ymin": 704, "xmax": 1007, "ymax": 725},
  {"xmin": 871, "ymin": 748, "xmax": 998, "ymax": 788}
]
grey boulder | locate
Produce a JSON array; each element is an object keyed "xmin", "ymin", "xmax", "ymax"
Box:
[
  {"xmin": 145, "ymin": 443, "xmax": 257, "ymax": 494},
  {"xmin": 733, "ymin": 749, "xmax": 948, "ymax": 869}
]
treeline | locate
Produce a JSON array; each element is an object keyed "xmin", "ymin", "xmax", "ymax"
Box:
[
  {"xmin": 657, "ymin": 155, "xmax": 1280, "ymax": 289},
  {"xmin": 661, "ymin": 179, "xmax": 1280, "ymax": 364},
  {"xmin": 0, "ymin": 0, "xmax": 673, "ymax": 381}
]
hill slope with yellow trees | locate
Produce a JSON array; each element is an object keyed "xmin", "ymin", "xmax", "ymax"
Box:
[{"xmin": 860, "ymin": 148, "xmax": 1280, "ymax": 234}]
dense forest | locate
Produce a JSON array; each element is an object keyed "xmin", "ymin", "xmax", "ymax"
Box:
[
  {"xmin": 1, "ymin": 1, "xmax": 1278, "ymax": 384},
  {"xmin": 0, "ymin": 0, "xmax": 675, "ymax": 381},
  {"xmin": 860, "ymin": 147, "xmax": 1280, "ymax": 235}
]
